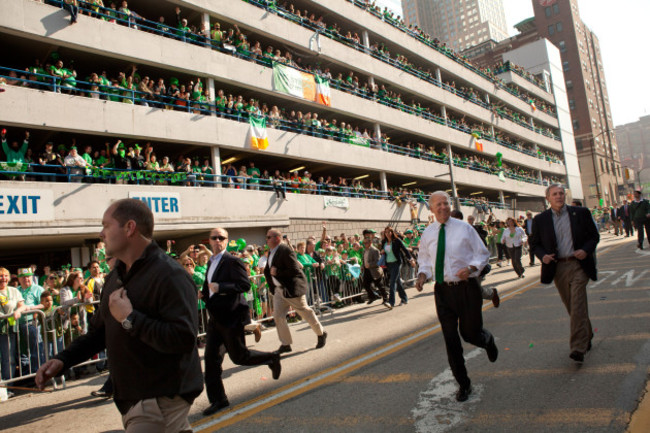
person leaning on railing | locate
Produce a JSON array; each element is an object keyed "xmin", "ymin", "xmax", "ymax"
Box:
[{"xmin": 0, "ymin": 267, "xmax": 27, "ymax": 383}]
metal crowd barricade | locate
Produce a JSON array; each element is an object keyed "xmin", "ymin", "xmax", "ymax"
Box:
[{"xmin": 0, "ymin": 309, "xmax": 49, "ymax": 388}]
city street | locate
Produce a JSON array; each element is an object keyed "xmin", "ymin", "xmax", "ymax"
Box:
[{"xmin": 1, "ymin": 233, "xmax": 648, "ymax": 432}]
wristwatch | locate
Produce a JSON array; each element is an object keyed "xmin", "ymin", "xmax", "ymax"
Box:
[{"xmin": 121, "ymin": 312, "xmax": 135, "ymax": 330}]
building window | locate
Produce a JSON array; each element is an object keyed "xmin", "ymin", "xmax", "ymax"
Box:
[
  {"xmin": 548, "ymin": 25, "xmax": 555, "ymax": 35},
  {"xmin": 566, "ymin": 80, "xmax": 573, "ymax": 89},
  {"xmin": 553, "ymin": 3, "xmax": 560, "ymax": 14},
  {"xmin": 556, "ymin": 22, "xmax": 563, "ymax": 32},
  {"xmin": 563, "ymin": 61, "xmax": 570, "ymax": 71},
  {"xmin": 569, "ymin": 99, "xmax": 576, "ymax": 110},
  {"xmin": 559, "ymin": 40, "xmax": 566, "ymax": 52},
  {"xmin": 572, "ymin": 119, "xmax": 580, "ymax": 130},
  {"xmin": 600, "ymin": 159, "xmax": 605, "ymax": 173},
  {"xmin": 545, "ymin": 6, "xmax": 552, "ymax": 17}
]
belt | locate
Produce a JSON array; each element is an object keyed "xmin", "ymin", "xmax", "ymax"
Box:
[
  {"xmin": 557, "ymin": 256, "xmax": 576, "ymax": 262},
  {"xmin": 438, "ymin": 280, "xmax": 468, "ymax": 286}
]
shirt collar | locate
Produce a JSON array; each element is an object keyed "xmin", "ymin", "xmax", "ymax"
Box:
[{"xmin": 552, "ymin": 204, "xmax": 567, "ymax": 217}]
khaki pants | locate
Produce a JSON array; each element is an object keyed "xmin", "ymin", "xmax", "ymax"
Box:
[
  {"xmin": 273, "ymin": 287, "xmax": 324, "ymax": 345},
  {"xmin": 122, "ymin": 396, "xmax": 192, "ymax": 433},
  {"xmin": 554, "ymin": 260, "xmax": 593, "ymax": 354}
]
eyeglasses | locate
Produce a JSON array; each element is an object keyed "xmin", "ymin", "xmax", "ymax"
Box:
[
  {"xmin": 48, "ymin": 276, "xmax": 57, "ymax": 280},
  {"xmin": 266, "ymin": 235, "xmax": 278, "ymax": 239},
  {"xmin": 210, "ymin": 235, "xmax": 227, "ymax": 241}
]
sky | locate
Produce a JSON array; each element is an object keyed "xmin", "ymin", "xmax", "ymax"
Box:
[{"xmin": 374, "ymin": 0, "xmax": 650, "ymax": 126}]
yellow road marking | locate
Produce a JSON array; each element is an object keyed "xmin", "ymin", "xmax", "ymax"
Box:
[{"xmin": 192, "ymin": 280, "xmax": 541, "ymax": 431}]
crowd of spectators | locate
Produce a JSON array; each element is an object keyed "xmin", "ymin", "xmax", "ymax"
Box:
[{"xmin": 20, "ymin": 0, "xmax": 560, "ymax": 143}]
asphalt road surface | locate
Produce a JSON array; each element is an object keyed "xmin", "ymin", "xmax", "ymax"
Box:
[{"xmin": 1, "ymin": 233, "xmax": 648, "ymax": 433}]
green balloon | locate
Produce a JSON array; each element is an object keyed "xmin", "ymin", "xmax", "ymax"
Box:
[{"xmin": 236, "ymin": 238, "xmax": 247, "ymax": 251}]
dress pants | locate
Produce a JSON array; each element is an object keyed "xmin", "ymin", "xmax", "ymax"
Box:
[
  {"xmin": 273, "ymin": 287, "xmax": 324, "ymax": 345},
  {"xmin": 434, "ymin": 279, "xmax": 493, "ymax": 389},
  {"xmin": 635, "ymin": 220, "xmax": 650, "ymax": 247},
  {"xmin": 554, "ymin": 260, "xmax": 593, "ymax": 354},
  {"xmin": 362, "ymin": 268, "xmax": 388, "ymax": 302},
  {"xmin": 121, "ymin": 395, "xmax": 192, "ymax": 433},
  {"xmin": 623, "ymin": 218, "xmax": 633, "ymax": 236},
  {"xmin": 204, "ymin": 318, "xmax": 275, "ymax": 403},
  {"xmin": 507, "ymin": 246, "xmax": 524, "ymax": 277}
]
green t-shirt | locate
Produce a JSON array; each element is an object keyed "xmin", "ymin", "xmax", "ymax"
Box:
[{"xmin": 297, "ymin": 253, "xmax": 316, "ymax": 281}]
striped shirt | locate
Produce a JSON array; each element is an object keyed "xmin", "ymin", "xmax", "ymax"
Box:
[{"xmin": 552, "ymin": 205, "xmax": 574, "ymax": 258}]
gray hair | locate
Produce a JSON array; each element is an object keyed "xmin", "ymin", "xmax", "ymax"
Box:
[
  {"xmin": 545, "ymin": 183, "xmax": 565, "ymax": 197},
  {"xmin": 429, "ymin": 190, "xmax": 452, "ymax": 205}
]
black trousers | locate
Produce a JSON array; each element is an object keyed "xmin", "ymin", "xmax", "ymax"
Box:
[
  {"xmin": 635, "ymin": 220, "xmax": 650, "ymax": 247},
  {"xmin": 434, "ymin": 279, "xmax": 493, "ymax": 389},
  {"xmin": 622, "ymin": 218, "xmax": 633, "ymax": 236},
  {"xmin": 204, "ymin": 318, "xmax": 275, "ymax": 403},
  {"xmin": 362, "ymin": 268, "xmax": 388, "ymax": 301}
]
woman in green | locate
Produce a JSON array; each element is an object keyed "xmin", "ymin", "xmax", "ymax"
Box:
[
  {"xmin": 494, "ymin": 220, "xmax": 510, "ymax": 267},
  {"xmin": 182, "ymin": 257, "xmax": 207, "ymax": 335},
  {"xmin": 323, "ymin": 246, "xmax": 343, "ymax": 304}
]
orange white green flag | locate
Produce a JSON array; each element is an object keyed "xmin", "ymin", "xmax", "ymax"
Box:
[
  {"xmin": 249, "ymin": 116, "xmax": 269, "ymax": 150},
  {"xmin": 315, "ymin": 75, "xmax": 331, "ymax": 106}
]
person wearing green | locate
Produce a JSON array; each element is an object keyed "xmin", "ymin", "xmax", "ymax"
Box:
[
  {"xmin": 323, "ymin": 246, "xmax": 343, "ymax": 303},
  {"xmin": 1, "ymin": 130, "xmax": 29, "ymax": 164},
  {"xmin": 296, "ymin": 241, "xmax": 318, "ymax": 283},
  {"xmin": 495, "ymin": 220, "xmax": 509, "ymax": 267},
  {"xmin": 246, "ymin": 161, "xmax": 261, "ymax": 190}
]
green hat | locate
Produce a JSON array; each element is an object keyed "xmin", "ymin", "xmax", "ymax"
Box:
[
  {"xmin": 70, "ymin": 145, "xmax": 77, "ymax": 150},
  {"xmin": 404, "ymin": 229, "xmax": 413, "ymax": 234},
  {"xmin": 117, "ymin": 142, "xmax": 126, "ymax": 150},
  {"xmin": 18, "ymin": 268, "xmax": 34, "ymax": 277},
  {"xmin": 57, "ymin": 144, "xmax": 67, "ymax": 152},
  {"xmin": 170, "ymin": 77, "xmax": 179, "ymax": 86},
  {"xmin": 362, "ymin": 229, "xmax": 377, "ymax": 235},
  {"xmin": 134, "ymin": 143, "xmax": 142, "ymax": 150}
]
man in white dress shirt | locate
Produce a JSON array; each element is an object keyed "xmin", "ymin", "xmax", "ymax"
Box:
[{"xmin": 416, "ymin": 191, "xmax": 498, "ymax": 402}]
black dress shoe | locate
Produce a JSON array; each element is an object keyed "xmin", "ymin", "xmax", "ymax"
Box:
[
  {"xmin": 491, "ymin": 289, "xmax": 500, "ymax": 308},
  {"xmin": 202, "ymin": 399, "xmax": 230, "ymax": 416},
  {"xmin": 269, "ymin": 353, "xmax": 281, "ymax": 380},
  {"xmin": 569, "ymin": 351, "xmax": 584, "ymax": 362},
  {"xmin": 90, "ymin": 390, "xmax": 113, "ymax": 398},
  {"xmin": 277, "ymin": 344, "xmax": 292, "ymax": 354},
  {"xmin": 486, "ymin": 337, "xmax": 498, "ymax": 362},
  {"xmin": 316, "ymin": 331, "xmax": 328, "ymax": 349},
  {"xmin": 456, "ymin": 385, "xmax": 472, "ymax": 402},
  {"xmin": 366, "ymin": 296, "xmax": 379, "ymax": 305}
]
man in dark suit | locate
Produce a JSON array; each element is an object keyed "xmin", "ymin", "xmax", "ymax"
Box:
[
  {"xmin": 529, "ymin": 184, "xmax": 600, "ymax": 363},
  {"xmin": 264, "ymin": 229, "xmax": 327, "ymax": 353},
  {"xmin": 630, "ymin": 190, "xmax": 650, "ymax": 249},
  {"xmin": 619, "ymin": 199, "xmax": 634, "ymax": 237},
  {"xmin": 609, "ymin": 204, "xmax": 620, "ymax": 236},
  {"xmin": 202, "ymin": 227, "xmax": 281, "ymax": 416},
  {"xmin": 523, "ymin": 211, "xmax": 535, "ymax": 266}
]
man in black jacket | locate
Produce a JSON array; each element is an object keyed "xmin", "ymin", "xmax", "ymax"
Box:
[
  {"xmin": 201, "ymin": 227, "xmax": 281, "ymax": 416},
  {"xmin": 529, "ymin": 184, "xmax": 599, "ymax": 363},
  {"xmin": 36, "ymin": 199, "xmax": 203, "ymax": 432},
  {"xmin": 630, "ymin": 190, "xmax": 650, "ymax": 249},
  {"xmin": 619, "ymin": 199, "xmax": 634, "ymax": 237},
  {"xmin": 264, "ymin": 229, "xmax": 327, "ymax": 353}
]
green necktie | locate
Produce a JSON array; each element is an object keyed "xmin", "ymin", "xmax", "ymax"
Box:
[{"xmin": 436, "ymin": 223, "xmax": 445, "ymax": 283}]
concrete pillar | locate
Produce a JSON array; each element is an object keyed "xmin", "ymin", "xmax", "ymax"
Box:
[
  {"xmin": 446, "ymin": 142, "xmax": 460, "ymax": 209},
  {"xmin": 211, "ymin": 146, "xmax": 222, "ymax": 188},
  {"xmin": 435, "ymin": 68, "xmax": 442, "ymax": 86},
  {"xmin": 374, "ymin": 123, "xmax": 382, "ymax": 149},
  {"xmin": 202, "ymin": 13, "xmax": 210, "ymax": 43},
  {"xmin": 368, "ymin": 76, "xmax": 375, "ymax": 89},
  {"xmin": 485, "ymin": 93, "xmax": 490, "ymax": 104},
  {"xmin": 380, "ymin": 171, "xmax": 388, "ymax": 192},
  {"xmin": 362, "ymin": 30, "xmax": 370, "ymax": 49},
  {"xmin": 441, "ymin": 106, "xmax": 447, "ymax": 121},
  {"xmin": 490, "ymin": 125, "xmax": 495, "ymax": 137},
  {"xmin": 207, "ymin": 77, "xmax": 215, "ymax": 116},
  {"xmin": 499, "ymin": 190, "xmax": 505, "ymax": 204}
]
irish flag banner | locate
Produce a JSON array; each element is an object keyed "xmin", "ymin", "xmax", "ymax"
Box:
[
  {"xmin": 315, "ymin": 75, "xmax": 331, "ymax": 106},
  {"xmin": 272, "ymin": 63, "xmax": 330, "ymax": 106},
  {"xmin": 249, "ymin": 116, "xmax": 269, "ymax": 150}
]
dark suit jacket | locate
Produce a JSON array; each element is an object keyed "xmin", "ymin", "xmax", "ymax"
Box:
[
  {"xmin": 380, "ymin": 238, "xmax": 414, "ymax": 266},
  {"xmin": 529, "ymin": 205, "xmax": 599, "ymax": 284},
  {"xmin": 264, "ymin": 243, "xmax": 308, "ymax": 298},
  {"xmin": 610, "ymin": 207, "xmax": 618, "ymax": 220},
  {"xmin": 619, "ymin": 204, "xmax": 631, "ymax": 221},
  {"xmin": 523, "ymin": 218, "xmax": 534, "ymax": 236},
  {"xmin": 201, "ymin": 252, "xmax": 251, "ymax": 328}
]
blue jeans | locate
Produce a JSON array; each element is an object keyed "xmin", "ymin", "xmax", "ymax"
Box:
[
  {"xmin": 18, "ymin": 322, "xmax": 41, "ymax": 374},
  {"xmin": 0, "ymin": 332, "xmax": 19, "ymax": 380},
  {"xmin": 387, "ymin": 261, "xmax": 407, "ymax": 306}
]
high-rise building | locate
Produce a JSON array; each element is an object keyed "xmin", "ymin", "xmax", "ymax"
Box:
[
  {"xmin": 615, "ymin": 115, "xmax": 650, "ymax": 193},
  {"xmin": 469, "ymin": 0, "xmax": 623, "ymax": 208},
  {"xmin": 402, "ymin": 0, "xmax": 509, "ymax": 52}
]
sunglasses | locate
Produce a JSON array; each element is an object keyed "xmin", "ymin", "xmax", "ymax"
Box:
[
  {"xmin": 210, "ymin": 235, "xmax": 227, "ymax": 241},
  {"xmin": 266, "ymin": 235, "xmax": 278, "ymax": 239}
]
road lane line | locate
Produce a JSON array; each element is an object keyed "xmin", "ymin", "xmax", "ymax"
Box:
[{"xmin": 193, "ymin": 279, "xmax": 541, "ymax": 432}]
